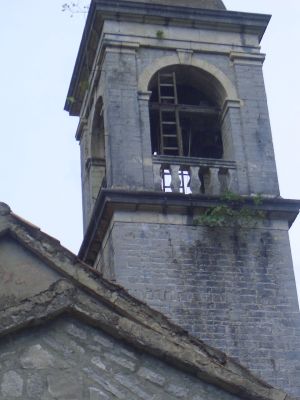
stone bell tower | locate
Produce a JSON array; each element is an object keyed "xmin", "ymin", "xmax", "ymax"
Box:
[{"xmin": 65, "ymin": 0, "xmax": 300, "ymax": 397}]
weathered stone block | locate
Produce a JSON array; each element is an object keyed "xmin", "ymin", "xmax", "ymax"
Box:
[
  {"xmin": 47, "ymin": 372, "xmax": 83, "ymax": 399},
  {"xmin": 20, "ymin": 345, "xmax": 54, "ymax": 369},
  {"xmin": 1, "ymin": 371, "xmax": 23, "ymax": 398}
]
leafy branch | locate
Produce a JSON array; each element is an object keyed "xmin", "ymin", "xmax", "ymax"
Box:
[{"xmin": 62, "ymin": 1, "xmax": 89, "ymax": 16}]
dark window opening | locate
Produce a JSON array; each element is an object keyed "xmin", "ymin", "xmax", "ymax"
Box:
[
  {"xmin": 89, "ymin": 97, "xmax": 106, "ymax": 201},
  {"xmin": 149, "ymin": 67, "xmax": 223, "ymax": 159}
]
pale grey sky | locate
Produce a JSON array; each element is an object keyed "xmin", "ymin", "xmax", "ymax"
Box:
[{"xmin": 0, "ymin": 1, "xmax": 299, "ymax": 299}]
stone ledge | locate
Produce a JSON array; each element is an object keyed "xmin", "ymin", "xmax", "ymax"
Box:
[{"xmin": 79, "ymin": 189, "xmax": 300, "ymax": 264}]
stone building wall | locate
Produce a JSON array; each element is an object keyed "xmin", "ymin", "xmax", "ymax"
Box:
[
  {"xmin": 0, "ymin": 316, "xmax": 240, "ymax": 400},
  {"xmin": 96, "ymin": 213, "xmax": 300, "ymax": 398}
]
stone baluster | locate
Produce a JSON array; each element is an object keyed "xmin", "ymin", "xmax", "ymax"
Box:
[
  {"xmin": 153, "ymin": 163, "xmax": 163, "ymax": 191},
  {"xmin": 226, "ymin": 169, "xmax": 238, "ymax": 192},
  {"xmin": 189, "ymin": 166, "xmax": 201, "ymax": 193},
  {"xmin": 170, "ymin": 165, "xmax": 181, "ymax": 192},
  {"xmin": 205, "ymin": 167, "xmax": 221, "ymax": 195},
  {"xmin": 200, "ymin": 167, "xmax": 210, "ymax": 194},
  {"xmin": 218, "ymin": 168, "xmax": 228, "ymax": 194}
]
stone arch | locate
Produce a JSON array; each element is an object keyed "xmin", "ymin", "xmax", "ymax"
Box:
[
  {"xmin": 146, "ymin": 60, "xmax": 240, "ymax": 160},
  {"xmin": 138, "ymin": 54, "xmax": 239, "ymax": 104},
  {"xmin": 87, "ymin": 96, "xmax": 106, "ymax": 216}
]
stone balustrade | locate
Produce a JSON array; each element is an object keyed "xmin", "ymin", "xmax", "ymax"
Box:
[{"xmin": 152, "ymin": 155, "xmax": 237, "ymax": 195}]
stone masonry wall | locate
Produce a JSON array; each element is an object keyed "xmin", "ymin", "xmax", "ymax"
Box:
[
  {"xmin": 233, "ymin": 61, "xmax": 279, "ymax": 195},
  {"xmin": 97, "ymin": 218, "xmax": 300, "ymax": 398},
  {"xmin": 102, "ymin": 48, "xmax": 145, "ymax": 190},
  {"xmin": 0, "ymin": 316, "xmax": 241, "ymax": 400}
]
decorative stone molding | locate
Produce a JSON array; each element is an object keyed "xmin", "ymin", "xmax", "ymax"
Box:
[
  {"xmin": 177, "ymin": 49, "xmax": 194, "ymax": 65},
  {"xmin": 230, "ymin": 51, "xmax": 266, "ymax": 65},
  {"xmin": 138, "ymin": 91, "xmax": 152, "ymax": 102},
  {"xmin": 103, "ymin": 40, "xmax": 140, "ymax": 56},
  {"xmin": 221, "ymin": 98, "xmax": 242, "ymax": 123},
  {"xmin": 85, "ymin": 157, "xmax": 106, "ymax": 172}
]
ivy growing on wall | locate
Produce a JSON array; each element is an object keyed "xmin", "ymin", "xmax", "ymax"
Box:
[
  {"xmin": 193, "ymin": 192, "xmax": 265, "ymax": 228},
  {"xmin": 156, "ymin": 30, "xmax": 165, "ymax": 40}
]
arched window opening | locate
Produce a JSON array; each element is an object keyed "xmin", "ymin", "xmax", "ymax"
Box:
[
  {"xmin": 89, "ymin": 97, "xmax": 106, "ymax": 206},
  {"xmin": 149, "ymin": 65, "xmax": 223, "ymax": 159},
  {"xmin": 91, "ymin": 98, "xmax": 105, "ymax": 162}
]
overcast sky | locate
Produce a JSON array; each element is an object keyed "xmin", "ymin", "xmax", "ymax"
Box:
[{"xmin": 0, "ymin": 1, "xmax": 299, "ymax": 300}]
